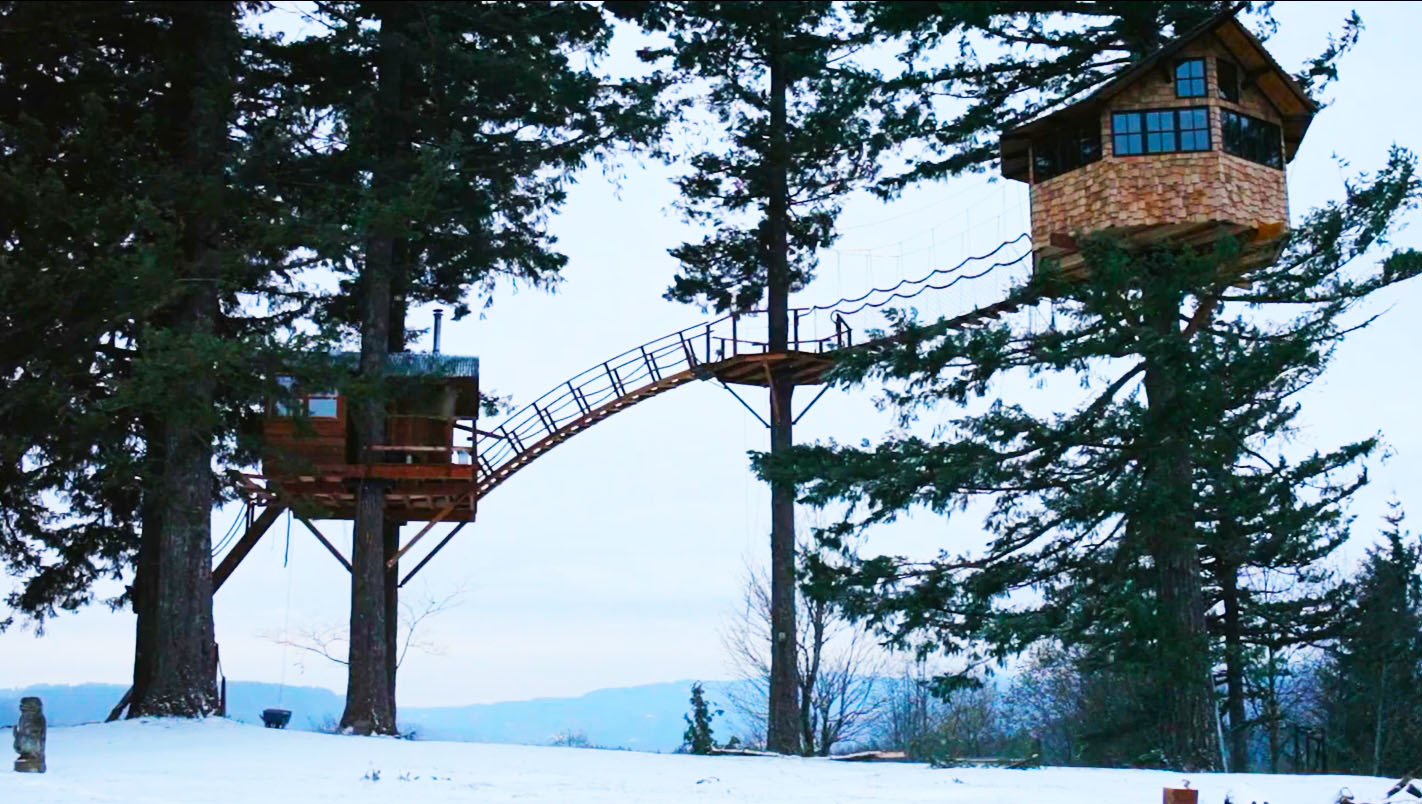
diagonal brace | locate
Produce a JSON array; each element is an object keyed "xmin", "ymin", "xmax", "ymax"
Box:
[
  {"xmin": 387, "ymin": 491, "xmax": 473, "ymax": 568},
  {"xmin": 717, "ymin": 379, "xmax": 770, "ymax": 429},
  {"xmin": 792, "ymin": 384, "xmax": 833, "ymax": 426},
  {"xmin": 399, "ymin": 520, "xmax": 470, "ymax": 588},
  {"xmin": 297, "ymin": 515, "xmax": 351, "ymax": 572}
]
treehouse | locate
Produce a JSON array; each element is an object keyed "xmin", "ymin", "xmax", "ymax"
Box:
[
  {"xmin": 257, "ymin": 351, "xmax": 480, "ymax": 523},
  {"xmin": 999, "ymin": 11, "xmax": 1317, "ymax": 277}
]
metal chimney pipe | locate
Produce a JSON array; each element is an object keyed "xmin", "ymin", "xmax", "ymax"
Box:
[{"xmin": 432, "ymin": 308, "xmax": 444, "ymax": 354}]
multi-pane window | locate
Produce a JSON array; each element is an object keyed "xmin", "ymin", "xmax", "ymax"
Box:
[
  {"xmin": 1221, "ymin": 109, "xmax": 1283, "ymax": 168},
  {"xmin": 1175, "ymin": 58, "xmax": 1206, "ymax": 97},
  {"xmin": 1217, "ymin": 59, "xmax": 1241, "ymax": 103},
  {"xmin": 1032, "ymin": 121, "xmax": 1102, "ymax": 182},
  {"xmin": 1112, "ymin": 108, "xmax": 1210, "ymax": 155}
]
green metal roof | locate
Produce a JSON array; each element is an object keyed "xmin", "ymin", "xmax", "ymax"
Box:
[{"xmin": 335, "ymin": 351, "xmax": 479, "ymax": 379}]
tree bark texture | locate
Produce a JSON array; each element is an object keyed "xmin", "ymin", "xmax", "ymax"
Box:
[
  {"xmin": 1140, "ymin": 298, "xmax": 1217, "ymax": 770},
  {"xmin": 384, "ymin": 519, "xmax": 400, "ymax": 710},
  {"xmin": 128, "ymin": 417, "xmax": 165, "ymax": 714},
  {"xmin": 339, "ymin": 5, "xmax": 407, "ymax": 736},
  {"xmin": 764, "ymin": 19, "xmax": 802, "ymax": 756},
  {"xmin": 1220, "ymin": 562, "xmax": 1249, "ymax": 772},
  {"xmin": 128, "ymin": 4, "xmax": 235, "ymax": 719}
]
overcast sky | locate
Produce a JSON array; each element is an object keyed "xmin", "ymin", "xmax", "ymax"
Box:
[{"xmin": 3, "ymin": 2, "xmax": 1420, "ymax": 709}]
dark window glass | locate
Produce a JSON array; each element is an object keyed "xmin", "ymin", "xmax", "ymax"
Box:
[
  {"xmin": 1175, "ymin": 58, "xmax": 1206, "ymax": 97},
  {"xmin": 1112, "ymin": 112, "xmax": 1143, "ymax": 156},
  {"xmin": 1217, "ymin": 59, "xmax": 1240, "ymax": 103},
  {"xmin": 1221, "ymin": 109, "xmax": 1283, "ymax": 168},
  {"xmin": 1032, "ymin": 120, "xmax": 1102, "ymax": 182},
  {"xmin": 1113, "ymin": 108, "xmax": 1209, "ymax": 155}
]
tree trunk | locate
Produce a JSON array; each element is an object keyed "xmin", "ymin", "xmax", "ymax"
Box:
[
  {"xmin": 128, "ymin": 417, "xmax": 165, "ymax": 714},
  {"xmin": 1266, "ymin": 645, "xmax": 1280, "ymax": 772},
  {"xmin": 128, "ymin": 3, "xmax": 235, "ymax": 719},
  {"xmin": 1373, "ymin": 661, "xmax": 1386, "ymax": 776},
  {"xmin": 384, "ymin": 518, "xmax": 400, "ymax": 709},
  {"xmin": 1139, "ymin": 296, "xmax": 1216, "ymax": 770},
  {"xmin": 339, "ymin": 5, "xmax": 406, "ymax": 736},
  {"xmin": 763, "ymin": 17, "xmax": 801, "ymax": 756},
  {"xmin": 1220, "ymin": 562, "xmax": 1249, "ymax": 772},
  {"xmin": 800, "ymin": 599, "xmax": 825, "ymax": 755}
]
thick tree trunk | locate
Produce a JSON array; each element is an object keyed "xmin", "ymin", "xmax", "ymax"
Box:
[
  {"xmin": 764, "ymin": 19, "xmax": 801, "ymax": 756},
  {"xmin": 128, "ymin": 417, "xmax": 165, "ymax": 713},
  {"xmin": 1220, "ymin": 562, "xmax": 1249, "ymax": 772},
  {"xmin": 384, "ymin": 519, "xmax": 400, "ymax": 709},
  {"xmin": 128, "ymin": 4, "xmax": 234, "ymax": 720},
  {"xmin": 1140, "ymin": 298, "xmax": 1217, "ymax": 770},
  {"xmin": 339, "ymin": 6, "xmax": 406, "ymax": 736}
]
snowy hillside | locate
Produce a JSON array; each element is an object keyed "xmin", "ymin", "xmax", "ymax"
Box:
[{"xmin": 0, "ymin": 718, "xmax": 1397, "ymax": 803}]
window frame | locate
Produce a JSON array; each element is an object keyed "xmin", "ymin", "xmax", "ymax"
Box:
[
  {"xmin": 1031, "ymin": 120, "xmax": 1103, "ymax": 183},
  {"xmin": 1174, "ymin": 57, "xmax": 1207, "ymax": 98},
  {"xmin": 304, "ymin": 395, "xmax": 341, "ymax": 419},
  {"xmin": 1111, "ymin": 107, "xmax": 1212, "ymax": 157},
  {"xmin": 270, "ymin": 376, "xmax": 342, "ymax": 420},
  {"xmin": 1220, "ymin": 108, "xmax": 1284, "ymax": 169}
]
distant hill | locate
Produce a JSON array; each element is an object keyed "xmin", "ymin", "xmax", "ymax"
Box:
[{"xmin": 0, "ymin": 680, "xmax": 754, "ymax": 753}]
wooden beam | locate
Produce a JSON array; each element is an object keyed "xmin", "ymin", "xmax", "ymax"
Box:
[
  {"xmin": 386, "ymin": 491, "xmax": 471, "ymax": 567},
  {"xmin": 398, "ymin": 520, "xmax": 470, "ymax": 588},
  {"xmin": 212, "ymin": 504, "xmax": 287, "ymax": 591},
  {"xmin": 296, "ymin": 515, "xmax": 351, "ymax": 572}
]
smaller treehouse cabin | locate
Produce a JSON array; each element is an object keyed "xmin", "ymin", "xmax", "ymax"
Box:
[
  {"xmin": 999, "ymin": 12, "xmax": 1316, "ymax": 276},
  {"xmin": 258, "ymin": 352, "xmax": 480, "ymax": 523}
]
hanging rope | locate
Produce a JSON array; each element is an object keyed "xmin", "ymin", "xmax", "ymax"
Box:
[
  {"xmin": 806, "ymin": 234, "xmax": 1030, "ymax": 312},
  {"xmin": 211, "ymin": 501, "xmax": 249, "ymax": 558},
  {"xmin": 276, "ymin": 509, "xmax": 295, "ymax": 705}
]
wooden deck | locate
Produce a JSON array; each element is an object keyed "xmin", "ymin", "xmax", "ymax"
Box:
[{"xmin": 1037, "ymin": 220, "xmax": 1287, "ymax": 280}]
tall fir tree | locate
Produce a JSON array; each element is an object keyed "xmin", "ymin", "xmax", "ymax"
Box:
[
  {"xmin": 0, "ymin": 2, "xmax": 325, "ymax": 716},
  {"xmin": 755, "ymin": 3, "xmax": 1420, "ymax": 768},
  {"xmin": 280, "ymin": 1, "xmax": 662, "ymax": 734},
  {"xmin": 617, "ymin": 0, "xmax": 890, "ymax": 754}
]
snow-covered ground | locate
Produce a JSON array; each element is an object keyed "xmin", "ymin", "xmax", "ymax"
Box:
[{"xmin": 0, "ymin": 718, "xmax": 1397, "ymax": 803}]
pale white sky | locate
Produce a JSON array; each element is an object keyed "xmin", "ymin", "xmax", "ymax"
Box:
[{"xmin": 2, "ymin": 2, "xmax": 1419, "ymax": 708}]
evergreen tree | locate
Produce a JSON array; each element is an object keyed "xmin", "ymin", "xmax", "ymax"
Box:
[
  {"xmin": 281, "ymin": 1, "xmax": 662, "ymax": 734},
  {"xmin": 754, "ymin": 2, "xmax": 1421, "ymax": 766},
  {"xmin": 1322, "ymin": 504, "xmax": 1422, "ymax": 776},
  {"xmin": 0, "ymin": 2, "xmax": 323, "ymax": 716},
  {"xmin": 683, "ymin": 681, "xmax": 721, "ymax": 754},
  {"xmin": 617, "ymin": 0, "xmax": 889, "ymax": 754}
]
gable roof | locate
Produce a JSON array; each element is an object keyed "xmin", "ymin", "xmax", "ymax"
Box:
[{"xmin": 1000, "ymin": 10, "xmax": 1317, "ymax": 181}]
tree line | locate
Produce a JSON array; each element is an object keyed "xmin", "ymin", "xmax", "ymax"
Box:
[{"xmin": 1, "ymin": 1, "xmax": 1418, "ymax": 770}]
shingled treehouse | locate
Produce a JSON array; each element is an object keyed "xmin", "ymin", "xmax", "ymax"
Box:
[
  {"xmin": 999, "ymin": 12, "xmax": 1316, "ymax": 277},
  {"xmin": 253, "ymin": 351, "xmax": 480, "ymax": 526}
]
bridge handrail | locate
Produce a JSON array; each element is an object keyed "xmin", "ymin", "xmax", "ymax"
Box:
[{"xmin": 475, "ymin": 236, "xmax": 1034, "ymax": 491}]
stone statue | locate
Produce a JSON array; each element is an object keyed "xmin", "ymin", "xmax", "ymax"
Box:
[{"xmin": 13, "ymin": 696, "xmax": 46, "ymax": 773}]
